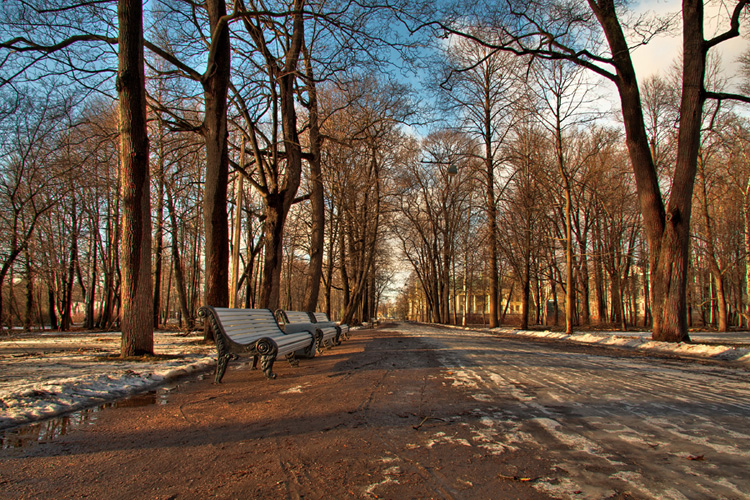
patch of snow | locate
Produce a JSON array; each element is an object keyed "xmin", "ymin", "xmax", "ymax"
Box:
[
  {"xmin": 0, "ymin": 332, "xmax": 214, "ymax": 430},
  {"xmin": 533, "ymin": 418, "xmax": 615, "ymax": 463},
  {"xmin": 501, "ymin": 329, "xmax": 750, "ymax": 366},
  {"xmin": 469, "ymin": 418, "xmax": 514, "ymax": 455},
  {"xmin": 363, "ymin": 457, "xmax": 403, "ymax": 497},
  {"xmin": 280, "ymin": 384, "xmax": 307, "ymax": 394},
  {"xmin": 425, "ymin": 431, "xmax": 471, "ymax": 448}
]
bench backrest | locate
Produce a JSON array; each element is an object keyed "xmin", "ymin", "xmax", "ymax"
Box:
[
  {"xmin": 312, "ymin": 312, "xmax": 333, "ymax": 324},
  {"xmin": 279, "ymin": 310, "xmax": 314, "ymax": 324},
  {"xmin": 209, "ymin": 308, "xmax": 284, "ymax": 344}
]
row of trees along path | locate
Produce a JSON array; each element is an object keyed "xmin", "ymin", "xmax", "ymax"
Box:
[{"xmin": 2, "ymin": 1, "xmax": 750, "ymax": 353}]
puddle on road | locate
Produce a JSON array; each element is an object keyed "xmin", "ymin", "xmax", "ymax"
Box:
[{"xmin": 0, "ymin": 374, "xmax": 205, "ymax": 450}]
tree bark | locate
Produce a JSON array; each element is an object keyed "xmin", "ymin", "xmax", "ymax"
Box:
[
  {"xmin": 590, "ymin": 0, "xmax": 705, "ymax": 342},
  {"xmin": 166, "ymin": 185, "xmax": 194, "ymax": 331},
  {"xmin": 83, "ymin": 225, "xmax": 97, "ymax": 329},
  {"xmin": 152, "ymin": 131, "xmax": 165, "ymax": 328},
  {"xmin": 485, "ymin": 127, "xmax": 500, "ymax": 328},
  {"xmin": 117, "ymin": 0, "xmax": 153, "ymax": 356},
  {"xmin": 302, "ymin": 44, "xmax": 324, "ymax": 313},
  {"xmin": 229, "ymin": 167, "xmax": 244, "ymax": 308},
  {"xmin": 24, "ymin": 250, "xmax": 33, "ymax": 332},
  {"xmin": 201, "ymin": 0, "xmax": 231, "ymax": 319}
]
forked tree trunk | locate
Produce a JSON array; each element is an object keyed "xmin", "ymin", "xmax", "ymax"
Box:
[
  {"xmin": 117, "ymin": 0, "xmax": 153, "ymax": 356},
  {"xmin": 591, "ymin": 0, "xmax": 707, "ymax": 342},
  {"xmin": 249, "ymin": 0, "xmax": 305, "ymax": 311}
]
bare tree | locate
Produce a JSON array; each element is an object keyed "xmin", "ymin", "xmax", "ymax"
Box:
[
  {"xmin": 118, "ymin": 0, "xmax": 153, "ymax": 356},
  {"xmin": 0, "ymin": 94, "xmax": 66, "ymax": 331},
  {"xmin": 438, "ymin": 0, "xmax": 750, "ymax": 341},
  {"xmin": 436, "ymin": 33, "xmax": 524, "ymax": 327}
]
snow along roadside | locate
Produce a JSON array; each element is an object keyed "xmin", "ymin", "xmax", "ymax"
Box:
[
  {"xmin": 0, "ymin": 332, "xmax": 216, "ymax": 431},
  {"xmin": 496, "ymin": 328, "xmax": 750, "ymax": 366}
]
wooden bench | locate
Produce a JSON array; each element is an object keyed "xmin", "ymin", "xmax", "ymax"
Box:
[
  {"xmin": 277, "ymin": 310, "xmax": 338, "ymax": 349},
  {"xmin": 311, "ymin": 312, "xmax": 350, "ymax": 342},
  {"xmin": 198, "ymin": 307, "xmax": 316, "ymax": 382}
]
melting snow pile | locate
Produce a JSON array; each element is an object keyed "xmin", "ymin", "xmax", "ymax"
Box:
[
  {"xmin": 0, "ymin": 332, "xmax": 215, "ymax": 430},
  {"xmin": 509, "ymin": 329, "xmax": 750, "ymax": 365}
]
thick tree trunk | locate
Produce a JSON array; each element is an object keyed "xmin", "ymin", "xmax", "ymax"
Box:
[
  {"xmin": 302, "ymin": 45, "xmax": 324, "ymax": 312},
  {"xmin": 117, "ymin": 0, "xmax": 153, "ymax": 356},
  {"xmin": 650, "ymin": 1, "xmax": 704, "ymax": 342},
  {"xmin": 202, "ymin": 0, "xmax": 231, "ymax": 316},
  {"xmin": 260, "ymin": 196, "xmax": 286, "ymax": 311},
  {"xmin": 713, "ymin": 273, "xmax": 728, "ymax": 332},
  {"xmin": 253, "ymin": 0, "xmax": 305, "ymax": 310},
  {"xmin": 591, "ymin": 0, "xmax": 705, "ymax": 342}
]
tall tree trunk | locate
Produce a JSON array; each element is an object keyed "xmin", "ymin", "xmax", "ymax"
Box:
[
  {"xmin": 201, "ymin": 0, "xmax": 231, "ymax": 317},
  {"xmin": 302, "ymin": 44, "xmax": 324, "ymax": 312},
  {"xmin": 340, "ymin": 216, "xmax": 350, "ymax": 317},
  {"xmin": 520, "ymin": 239, "xmax": 531, "ymax": 330},
  {"xmin": 83, "ymin": 227, "xmax": 97, "ymax": 329},
  {"xmin": 648, "ymin": 2, "xmax": 704, "ymax": 342},
  {"xmin": 61, "ymin": 199, "xmax": 78, "ymax": 332},
  {"xmin": 591, "ymin": 0, "xmax": 704, "ymax": 342},
  {"xmin": 253, "ymin": 0, "xmax": 305, "ymax": 311},
  {"xmin": 152, "ymin": 133, "xmax": 165, "ymax": 328},
  {"xmin": 485, "ymin": 139, "xmax": 499, "ymax": 328},
  {"xmin": 260, "ymin": 195, "xmax": 288, "ymax": 311},
  {"xmin": 578, "ymin": 237, "xmax": 590, "ymax": 325},
  {"xmin": 118, "ymin": 0, "xmax": 153, "ymax": 356},
  {"xmin": 699, "ymin": 161, "xmax": 728, "ymax": 331},
  {"xmin": 167, "ymin": 185, "xmax": 194, "ymax": 331},
  {"xmin": 229, "ymin": 168, "xmax": 244, "ymax": 308},
  {"xmin": 323, "ymin": 202, "xmax": 337, "ymax": 317},
  {"xmin": 24, "ymin": 249, "xmax": 33, "ymax": 332}
]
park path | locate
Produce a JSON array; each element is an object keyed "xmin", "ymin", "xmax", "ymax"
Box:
[
  {"xmin": 407, "ymin": 323, "xmax": 750, "ymax": 499},
  {"xmin": 2, "ymin": 323, "xmax": 749, "ymax": 499}
]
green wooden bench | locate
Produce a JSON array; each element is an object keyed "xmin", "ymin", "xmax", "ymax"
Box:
[{"xmin": 198, "ymin": 307, "xmax": 316, "ymax": 382}]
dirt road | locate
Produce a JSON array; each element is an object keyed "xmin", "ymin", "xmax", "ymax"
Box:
[
  {"xmin": 0, "ymin": 325, "xmax": 552, "ymax": 499},
  {"xmin": 1, "ymin": 323, "xmax": 748, "ymax": 499}
]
